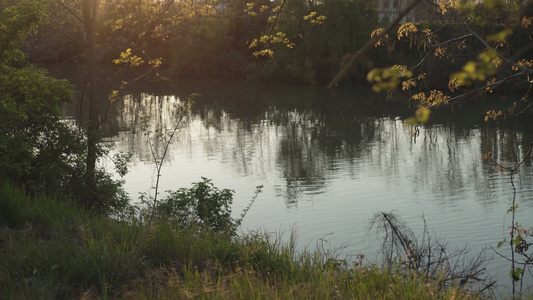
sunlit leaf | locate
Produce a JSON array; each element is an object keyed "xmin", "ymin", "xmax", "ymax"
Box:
[
  {"xmin": 487, "ymin": 29, "xmax": 513, "ymax": 43},
  {"xmin": 406, "ymin": 107, "xmax": 431, "ymax": 124},
  {"xmin": 397, "ymin": 22, "xmax": 417, "ymax": 40},
  {"xmin": 371, "ymin": 28, "xmax": 389, "ymax": 47}
]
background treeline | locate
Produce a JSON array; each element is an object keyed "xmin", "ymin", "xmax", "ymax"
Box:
[
  {"xmin": 22, "ymin": 0, "xmax": 533, "ymax": 85},
  {"xmin": 25, "ymin": 0, "xmax": 379, "ymax": 84}
]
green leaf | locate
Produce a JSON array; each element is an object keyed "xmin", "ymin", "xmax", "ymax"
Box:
[
  {"xmin": 507, "ymin": 204, "xmax": 518, "ymax": 213},
  {"xmin": 510, "ymin": 268, "xmax": 522, "ymax": 281}
]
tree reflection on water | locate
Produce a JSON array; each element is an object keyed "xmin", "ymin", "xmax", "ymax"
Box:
[{"xmin": 98, "ymin": 79, "xmax": 532, "ymax": 210}]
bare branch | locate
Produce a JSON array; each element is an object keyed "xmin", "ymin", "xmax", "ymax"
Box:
[
  {"xmin": 370, "ymin": 212, "xmax": 496, "ymax": 295},
  {"xmin": 53, "ymin": 0, "xmax": 84, "ymax": 25},
  {"xmin": 438, "ymin": 70, "xmax": 530, "ymax": 107},
  {"xmin": 413, "ymin": 33, "xmax": 473, "ymax": 69},
  {"xmin": 463, "ymin": 21, "xmax": 533, "ymax": 74},
  {"xmin": 38, "ymin": 23, "xmax": 85, "ymax": 46}
]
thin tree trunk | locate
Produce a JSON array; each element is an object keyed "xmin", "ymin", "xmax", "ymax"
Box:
[{"xmin": 83, "ymin": 0, "xmax": 99, "ymax": 209}]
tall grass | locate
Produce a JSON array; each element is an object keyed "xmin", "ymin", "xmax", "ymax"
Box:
[{"xmin": 0, "ymin": 180, "xmax": 478, "ymax": 299}]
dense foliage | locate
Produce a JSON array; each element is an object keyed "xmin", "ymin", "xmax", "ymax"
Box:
[
  {"xmin": 246, "ymin": 0, "xmax": 379, "ymax": 84},
  {"xmin": 1, "ymin": 0, "xmax": 74, "ymax": 191},
  {"xmin": 0, "ymin": 0, "xmax": 128, "ymax": 214}
]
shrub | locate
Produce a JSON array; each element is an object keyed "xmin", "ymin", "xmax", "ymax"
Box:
[{"xmin": 152, "ymin": 177, "xmax": 237, "ymax": 234}]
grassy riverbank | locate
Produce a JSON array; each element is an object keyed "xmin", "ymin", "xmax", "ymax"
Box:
[{"xmin": 0, "ymin": 181, "xmax": 475, "ymax": 299}]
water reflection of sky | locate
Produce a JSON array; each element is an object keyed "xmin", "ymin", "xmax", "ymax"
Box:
[{"xmin": 103, "ymin": 82, "xmax": 533, "ymax": 296}]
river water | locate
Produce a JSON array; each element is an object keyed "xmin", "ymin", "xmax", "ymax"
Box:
[{"xmin": 90, "ymin": 78, "xmax": 533, "ymax": 296}]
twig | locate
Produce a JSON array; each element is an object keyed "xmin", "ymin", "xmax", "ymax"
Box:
[{"xmin": 149, "ymin": 98, "xmax": 193, "ymax": 224}]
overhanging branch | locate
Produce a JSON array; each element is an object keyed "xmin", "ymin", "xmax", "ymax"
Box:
[{"xmin": 327, "ymin": 0, "xmax": 424, "ymax": 88}]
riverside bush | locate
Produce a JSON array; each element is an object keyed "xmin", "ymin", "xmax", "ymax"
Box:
[
  {"xmin": 147, "ymin": 177, "xmax": 237, "ymax": 234},
  {"xmin": 0, "ymin": 0, "xmax": 129, "ymax": 215}
]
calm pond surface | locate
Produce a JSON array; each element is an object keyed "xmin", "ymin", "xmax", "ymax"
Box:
[{"xmin": 86, "ymin": 77, "xmax": 533, "ymax": 295}]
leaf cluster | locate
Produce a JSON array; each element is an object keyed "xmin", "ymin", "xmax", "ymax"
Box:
[{"xmin": 248, "ymin": 0, "xmax": 379, "ymax": 84}]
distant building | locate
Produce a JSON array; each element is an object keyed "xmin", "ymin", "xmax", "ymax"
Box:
[{"xmin": 374, "ymin": 0, "xmax": 439, "ymax": 23}]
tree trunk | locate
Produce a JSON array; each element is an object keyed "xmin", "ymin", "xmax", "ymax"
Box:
[{"xmin": 83, "ymin": 0, "xmax": 99, "ymax": 210}]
